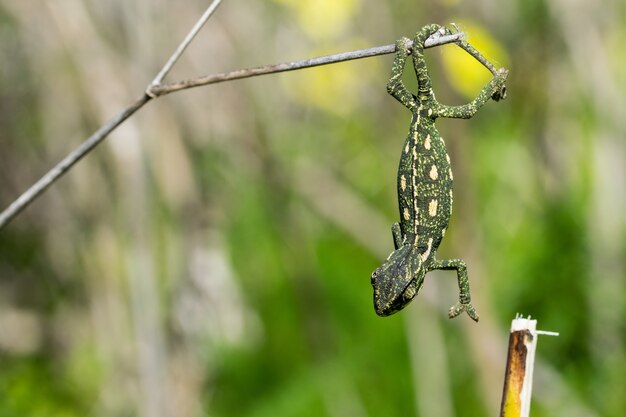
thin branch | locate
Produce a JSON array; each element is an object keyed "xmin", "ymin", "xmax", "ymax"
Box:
[
  {"xmin": 0, "ymin": 93, "xmax": 151, "ymax": 228},
  {"xmin": 147, "ymin": 32, "xmax": 466, "ymax": 97},
  {"xmin": 150, "ymin": 0, "xmax": 224, "ymax": 87},
  {"xmin": 0, "ymin": 0, "xmax": 227, "ymax": 229},
  {"xmin": 456, "ymin": 40, "xmax": 498, "ymax": 75},
  {"xmin": 0, "ymin": 1, "xmax": 224, "ymax": 229},
  {"xmin": 0, "ymin": 28, "xmax": 490, "ymax": 229}
]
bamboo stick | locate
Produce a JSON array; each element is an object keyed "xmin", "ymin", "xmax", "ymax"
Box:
[{"xmin": 500, "ymin": 315, "xmax": 559, "ymax": 417}]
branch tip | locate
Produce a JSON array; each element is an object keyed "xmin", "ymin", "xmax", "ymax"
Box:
[{"xmin": 1, "ymin": 21, "xmax": 509, "ymax": 229}]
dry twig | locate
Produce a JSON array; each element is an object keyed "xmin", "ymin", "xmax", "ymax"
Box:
[{"xmin": 0, "ymin": 23, "xmax": 492, "ymax": 229}]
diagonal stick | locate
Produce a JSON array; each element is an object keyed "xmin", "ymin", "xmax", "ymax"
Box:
[
  {"xmin": 150, "ymin": 0, "xmax": 224, "ymax": 87},
  {"xmin": 0, "ymin": 29, "xmax": 471, "ymax": 229}
]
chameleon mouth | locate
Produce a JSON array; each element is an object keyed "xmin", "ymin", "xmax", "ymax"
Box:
[
  {"xmin": 373, "ymin": 274, "xmax": 416, "ymax": 317},
  {"xmin": 374, "ymin": 290, "xmax": 413, "ymax": 317},
  {"xmin": 375, "ymin": 306, "xmax": 396, "ymax": 317},
  {"xmin": 371, "ymin": 244, "xmax": 421, "ymax": 316},
  {"xmin": 373, "ymin": 294, "xmax": 400, "ymax": 317}
]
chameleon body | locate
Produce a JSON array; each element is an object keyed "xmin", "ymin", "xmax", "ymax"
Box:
[{"xmin": 371, "ymin": 24, "xmax": 508, "ymax": 321}]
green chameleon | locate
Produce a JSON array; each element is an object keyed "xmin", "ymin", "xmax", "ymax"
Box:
[{"xmin": 371, "ymin": 24, "xmax": 508, "ymax": 321}]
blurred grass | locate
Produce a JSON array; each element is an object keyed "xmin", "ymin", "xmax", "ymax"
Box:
[{"xmin": 1, "ymin": 0, "xmax": 625, "ymax": 416}]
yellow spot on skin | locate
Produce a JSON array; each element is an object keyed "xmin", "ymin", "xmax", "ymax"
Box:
[
  {"xmin": 400, "ymin": 175, "xmax": 407, "ymax": 191},
  {"xmin": 446, "ymin": 154, "xmax": 450, "ymax": 163},
  {"xmin": 441, "ymin": 228, "xmax": 446, "ymax": 237},
  {"xmin": 429, "ymin": 165, "xmax": 438, "ymax": 180},
  {"xmin": 403, "ymin": 207, "xmax": 411, "ymax": 221},
  {"xmin": 424, "ymin": 135, "xmax": 431, "ymax": 150},
  {"xmin": 428, "ymin": 199, "xmax": 438, "ymax": 217},
  {"xmin": 421, "ymin": 238, "xmax": 433, "ymax": 261},
  {"xmin": 405, "ymin": 142, "xmax": 410, "ymax": 153},
  {"xmin": 413, "ymin": 192, "xmax": 419, "ymax": 228},
  {"xmin": 404, "ymin": 284, "xmax": 416, "ymax": 299},
  {"xmin": 428, "ymin": 108, "xmax": 433, "ymax": 117},
  {"xmin": 449, "ymin": 168, "xmax": 454, "ymax": 180}
]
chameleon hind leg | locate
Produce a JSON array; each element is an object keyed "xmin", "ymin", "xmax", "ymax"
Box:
[
  {"xmin": 391, "ymin": 222, "xmax": 403, "ymax": 250},
  {"xmin": 429, "ymin": 259, "xmax": 479, "ymax": 322}
]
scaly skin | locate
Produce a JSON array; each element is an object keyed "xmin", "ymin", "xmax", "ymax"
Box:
[{"xmin": 371, "ymin": 24, "xmax": 508, "ymax": 321}]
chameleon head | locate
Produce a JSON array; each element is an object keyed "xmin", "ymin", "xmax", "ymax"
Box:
[{"xmin": 371, "ymin": 245, "xmax": 424, "ymax": 316}]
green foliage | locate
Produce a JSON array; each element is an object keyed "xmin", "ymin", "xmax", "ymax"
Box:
[
  {"xmin": 0, "ymin": 356, "xmax": 93, "ymax": 417},
  {"xmin": 1, "ymin": 0, "xmax": 625, "ymax": 416}
]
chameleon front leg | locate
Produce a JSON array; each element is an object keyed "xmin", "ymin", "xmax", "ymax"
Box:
[
  {"xmin": 391, "ymin": 222, "xmax": 403, "ymax": 250},
  {"xmin": 454, "ymin": 39, "xmax": 507, "ymax": 102},
  {"xmin": 411, "ymin": 24, "xmax": 444, "ymax": 97},
  {"xmin": 387, "ymin": 38, "xmax": 417, "ymax": 111},
  {"xmin": 429, "ymin": 258, "xmax": 479, "ymax": 322},
  {"xmin": 434, "ymin": 68, "xmax": 508, "ymax": 119}
]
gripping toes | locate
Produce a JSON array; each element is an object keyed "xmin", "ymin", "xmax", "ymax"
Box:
[
  {"xmin": 491, "ymin": 68, "xmax": 509, "ymax": 101},
  {"xmin": 448, "ymin": 301, "xmax": 479, "ymax": 322},
  {"xmin": 396, "ymin": 37, "xmax": 411, "ymax": 55}
]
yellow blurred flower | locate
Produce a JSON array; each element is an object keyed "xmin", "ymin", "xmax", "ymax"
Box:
[
  {"xmin": 281, "ymin": 40, "xmax": 379, "ymax": 115},
  {"xmin": 273, "ymin": 0, "xmax": 368, "ymax": 114},
  {"xmin": 441, "ymin": 21, "xmax": 509, "ymax": 99},
  {"xmin": 274, "ymin": 0, "xmax": 359, "ymax": 40}
]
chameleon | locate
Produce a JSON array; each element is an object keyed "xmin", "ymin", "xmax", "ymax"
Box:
[{"xmin": 371, "ymin": 24, "xmax": 508, "ymax": 321}]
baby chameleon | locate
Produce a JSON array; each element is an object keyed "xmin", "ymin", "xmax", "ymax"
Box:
[{"xmin": 371, "ymin": 24, "xmax": 508, "ymax": 321}]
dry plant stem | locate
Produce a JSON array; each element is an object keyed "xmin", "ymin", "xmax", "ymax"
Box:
[
  {"xmin": 499, "ymin": 317, "xmax": 558, "ymax": 417},
  {"xmin": 147, "ymin": 32, "xmax": 465, "ymax": 97},
  {"xmin": 0, "ymin": 0, "xmax": 225, "ymax": 229},
  {"xmin": 0, "ymin": 30, "xmax": 480, "ymax": 229},
  {"xmin": 150, "ymin": 0, "xmax": 224, "ymax": 86},
  {"xmin": 0, "ymin": 94, "xmax": 150, "ymax": 228},
  {"xmin": 455, "ymin": 39, "xmax": 498, "ymax": 75}
]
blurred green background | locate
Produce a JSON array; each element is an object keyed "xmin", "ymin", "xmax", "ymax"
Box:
[{"xmin": 1, "ymin": 0, "xmax": 625, "ymax": 416}]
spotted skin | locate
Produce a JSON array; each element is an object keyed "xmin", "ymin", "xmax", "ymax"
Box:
[{"xmin": 371, "ymin": 24, "xmax": 508, "ymax": 321}]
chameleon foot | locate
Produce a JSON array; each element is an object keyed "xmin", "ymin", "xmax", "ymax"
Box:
[{"xmin": 448, "ymin": 302, "xmax": 479, "ymax": 322}]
